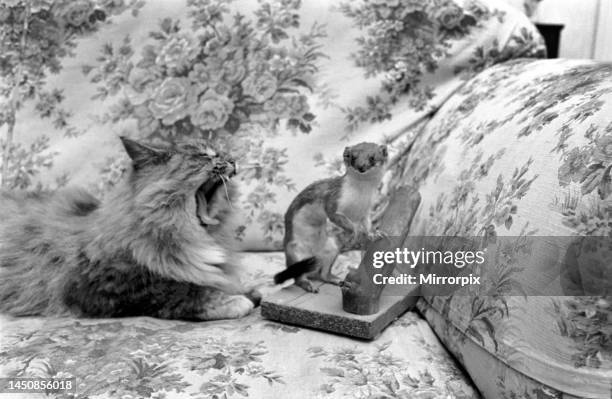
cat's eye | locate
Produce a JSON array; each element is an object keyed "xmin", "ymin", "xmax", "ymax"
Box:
[{"xmin": 203, "ymin": 147, "xmax": 217, "ymax": 157}]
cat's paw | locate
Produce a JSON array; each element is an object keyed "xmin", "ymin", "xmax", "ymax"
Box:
[
  {"xmin": 245, "ymin": 289, "xmax": 262, "ymax": 307},
  {"xmin": 224, "ymin": 295, "xmax": 255, "ymax": 319},
  {"xmin": 198, "ymin": 294, "xmax": 254, "ymax": 320}
]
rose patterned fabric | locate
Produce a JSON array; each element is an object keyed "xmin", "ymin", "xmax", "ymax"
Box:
[
  {"xmin": 503, "ymin": 0, "xmax": 541, "ymax": 17},
  {"xmin": 1, "ymin": 1, "xmax": 570, "ymax": 398},
  {"xmin": 0, "ymin": 252, "xmax": 479, "ymax": 399},
  {"xmin": 386, "ymin": 58, "xmax": 612, "ymax": 398},
  {"xmin": 1, "ymin": 0, "xmax": 544, "ymax": 249}
]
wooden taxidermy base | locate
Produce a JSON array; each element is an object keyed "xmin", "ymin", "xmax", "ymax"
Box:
[
  {"xmin": 261, "ymin": 281, "xmax": 419, "ymax": 340},
  {"xmin": 261, "ymin": 186, "xmax": 421, "ymax": 340}
]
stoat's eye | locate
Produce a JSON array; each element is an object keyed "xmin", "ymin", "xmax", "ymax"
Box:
[{"xmin": 369, "ymin": 156, "xmax": 375, "ymax": 165}]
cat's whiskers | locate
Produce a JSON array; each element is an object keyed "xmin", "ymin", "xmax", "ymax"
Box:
[
  {"xmin": 218, "ymin": 174, "xmax": 233, "ymax": 210},
  {"xmin": 236, "ymin": 163, "xmax": 261, "ymax": 170}
]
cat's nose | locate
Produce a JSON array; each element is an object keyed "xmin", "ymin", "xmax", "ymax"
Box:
[{"xmin": 216, "ymin": 158, "xmax": 236, "ymax": 177}]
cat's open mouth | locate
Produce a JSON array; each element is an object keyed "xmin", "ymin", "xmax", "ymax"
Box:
[
  {"xmin": 195, "ymin": 172, "xmax": 232, "ymax": 227},
  {"xmin": 199, "ymin": 175, "xmax": 224, "ymax": 203}
]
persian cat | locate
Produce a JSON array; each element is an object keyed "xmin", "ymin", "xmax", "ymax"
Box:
[{"xmin": 0, "ymin": 137, "xmax": 259, "ymax": 320}]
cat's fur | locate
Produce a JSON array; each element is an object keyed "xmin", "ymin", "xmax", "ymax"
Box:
[{"xmin": 0, "ymin": 137, "xmax": 257, "ymax": 320}]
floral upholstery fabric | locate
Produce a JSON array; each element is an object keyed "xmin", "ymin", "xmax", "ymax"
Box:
[
  {"xmin": 503, "ymin": 0, "xmax": 541, "ymax": 17},
  {"xmin": 387, "ymin": 58, "xmax": 612, "ymax": 398},
  {"xmin": 1, "ymin": 0, "xmax": 544, "ymax": 249},
  {"xmin": 0, "ymin": 252, "xmax": 479, "ymax": 399},
  {"xmin": 6, "ymin": 1, "xmax": 593, "ymax": 399}
]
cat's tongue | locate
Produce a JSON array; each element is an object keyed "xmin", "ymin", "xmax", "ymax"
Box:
[{"xmin": 198, "ymin": 208, "xmax": 220, "ymax": 225}]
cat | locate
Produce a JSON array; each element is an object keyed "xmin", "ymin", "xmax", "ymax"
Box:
[{"xmin": 0, "ymin": 137, "xmax": 260, "ymax": 320}]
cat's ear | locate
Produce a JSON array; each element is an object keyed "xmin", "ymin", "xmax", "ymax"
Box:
[{"xmin": 120, "ymin": 136, "xmax": 169, "ymax": 170}]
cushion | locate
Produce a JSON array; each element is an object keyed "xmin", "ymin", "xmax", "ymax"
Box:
[
  {"xmin": 2, "ymin": 0, "xmax": 544, "ymax": 249},
  {"xmin": 387, "ymin": 58, "xmax": 612, "ymax": 398},
  {"xmin": 502, "ymin": 0, "xmax": 541, "ymax": 17},
  {"xmin": 0, "ymin": 251, "xmax": 480, "ymax": 398}
]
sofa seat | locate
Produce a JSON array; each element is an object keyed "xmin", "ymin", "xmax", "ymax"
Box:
[{"xmin": 0, "ymin": 252, "xmax": 479, "ymax": 399}]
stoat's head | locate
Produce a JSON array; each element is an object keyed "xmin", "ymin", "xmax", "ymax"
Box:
[{"xmin": 343, "ymin": 142, "xmax": 388, "ymax": 177}]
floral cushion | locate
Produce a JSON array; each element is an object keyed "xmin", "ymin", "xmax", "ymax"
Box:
[
  {"xmin": 1, "ymin": 0, "xmax": 544, "ymax": 249},
  {"xmin": 502, "ymin": 0, "xmax": 541, "ymax": 17},
  {"xmin": 0, "ymin": 252, "xmax": 479, "ymax": 399},
  {"xmin": 387, "ymin": 58, "xmax": 612, "ymax": 398}
]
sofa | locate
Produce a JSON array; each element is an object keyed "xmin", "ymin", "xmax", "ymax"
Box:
[
  {"xmin": 397, "ymin": 58, "xmax": 612, "ymax": 399},
  {"xmin": 1, "ymin": 0, "xmax": 610, "ymax": 398}
]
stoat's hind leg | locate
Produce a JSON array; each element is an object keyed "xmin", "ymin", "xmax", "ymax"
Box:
[
  {"xmin": 286, "ymin": 240, "xmax": 319, "ymax": 293},
  {"xmin": 286, "ymin": 203, "xmax": 329, "ymax": 293},
  {"xmin": 285, "ymin": 240, "xmax": 315, "ymax": 264},
  {"xmin": 295, "ymin": 275, "xmax": 318, "ymax": 293},
  {"xmin": 311, "ymin": 236, "xmax": 342, "ymax": 285}
]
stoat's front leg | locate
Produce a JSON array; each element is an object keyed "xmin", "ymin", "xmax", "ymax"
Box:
[
  {"xmin": 363, "ymin": 216, "xmax": 387, "ymax": 242},
  {"xmin": 329, "ymin": 212, "xmax": 361, "ymax": 245}
]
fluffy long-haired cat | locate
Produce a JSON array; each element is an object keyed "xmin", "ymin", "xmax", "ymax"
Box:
[{"xmin": 0, "ymin": 137, "xmax": 260, "ymax": 320}]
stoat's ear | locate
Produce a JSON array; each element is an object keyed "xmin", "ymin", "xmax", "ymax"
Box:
[
  {"xmin": 120, "ymin": 136, "xmax": 169, "ymax": 170},
  {"xmin": 381, "ymin": 145, "xmax": 388, "ymax": 159}
]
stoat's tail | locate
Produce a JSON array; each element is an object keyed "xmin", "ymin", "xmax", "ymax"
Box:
[{"xmin": 273, "ymin": 257, "xmax": 317, "ymax": 285}]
